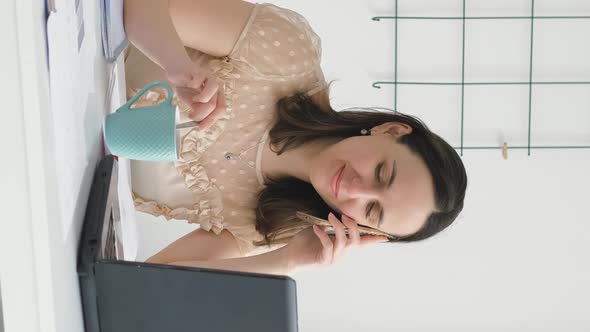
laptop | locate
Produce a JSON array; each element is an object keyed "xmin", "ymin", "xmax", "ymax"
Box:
[{"xmin": 77, "ymin": 155, "xmax": 299, "ymax": 332}]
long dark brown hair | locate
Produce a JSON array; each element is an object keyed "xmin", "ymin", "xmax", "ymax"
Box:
[{"xmin": 252, "ymin": 81, "xmax": 467, "ymax": 248}]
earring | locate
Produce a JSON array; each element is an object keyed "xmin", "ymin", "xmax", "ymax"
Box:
[{"xmin": 360, "ymin": 129, "xmax": 369, "ymax": 135}]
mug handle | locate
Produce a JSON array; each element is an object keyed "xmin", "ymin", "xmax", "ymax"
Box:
[{"xmin": 120, "ymin": 81, "xmax": 174, "ymax": 113}]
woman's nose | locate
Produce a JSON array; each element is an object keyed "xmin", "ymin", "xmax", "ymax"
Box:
[{"xmin": 347, "ymin": 176, "xmax": 379, "ymax": 199}]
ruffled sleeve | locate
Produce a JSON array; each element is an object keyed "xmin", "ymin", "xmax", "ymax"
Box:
[{"xmin": 228, "ymin": 3, "xmax": 324, "ymax": 83}]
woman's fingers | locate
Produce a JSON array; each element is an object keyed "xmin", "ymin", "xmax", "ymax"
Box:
[
  {"xmin": 312, "ymin": 225, "xmax": 333, "ymax": 265},
  {"xmin": 359, "ymin": 235, "xmax": 390, "ymax": 246},
  {"xmin": 192, "ymin": 77, "xmax": 219, "ymax": 103},
  {"xmin": 165, "ymin": 65, "xmax": 231, "ymax": 131},
  {"xmin": 194, "ymin": 89, "xmax": 226, "ymax": 131},
  {"xmin": 167, "ymin": 71, "xmax": 198, "ymax": 89},
  {"xmin": 327, "ymin": 213, "xmax": 347, "ymax": 258},
  {"xmin": 175, "ymin": 86, "xmax": 200, "ymax": 104},
  {"xmin": 341, "ymin": 214, "xmax": 361, "ymax": 245},
  {"xmin": 176, "ymin": 77, "xmax": 224, "ymax": 123},
  {"xmin": 186, "ymin": 98, "xmax": 215, "ymax": 122},
  {"xmin": 175, "ymin": 86, "xmax": 209, "ymax": 116}
]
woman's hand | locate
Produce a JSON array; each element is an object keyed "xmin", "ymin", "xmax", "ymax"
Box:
[
  {"xmin": 166, "ymin": 65, "xmax": 227, "ymax": 131},
  {"xmin": 286, "ymin": 212, "xmax": 389, "ymax": 272}
]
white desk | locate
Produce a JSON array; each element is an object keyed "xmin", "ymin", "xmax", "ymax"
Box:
[{"xmin": 0, "ymin": 0, "xmax": 131, "ymax": 331}]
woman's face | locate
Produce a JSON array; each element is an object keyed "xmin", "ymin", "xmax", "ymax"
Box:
[{"xmin": 309, "ymin": 122, "xmax": 436, "ymax": 237}]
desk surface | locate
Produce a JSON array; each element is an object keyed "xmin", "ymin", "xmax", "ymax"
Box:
[{"xmin": 1, "ymin": 1, "xmax": 130, "ymax": 331}]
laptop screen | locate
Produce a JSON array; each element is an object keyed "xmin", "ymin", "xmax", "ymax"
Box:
[
  {"xmin": 79, "ymin": 155, "xmax": 299, "ymax": 332},
  {"xmin": 94, "ymin": 260, "xmax": 298, "ymax": 332}
]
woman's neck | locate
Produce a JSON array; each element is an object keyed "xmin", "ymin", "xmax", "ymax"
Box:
[{"xmin": 261, "ymin": 136, "xmax": 339, "ymax": 183}]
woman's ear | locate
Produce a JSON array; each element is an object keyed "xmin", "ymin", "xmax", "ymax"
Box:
[{"xmin": 370, "ymin": 122, "xmax": 413, "ymax": 137}]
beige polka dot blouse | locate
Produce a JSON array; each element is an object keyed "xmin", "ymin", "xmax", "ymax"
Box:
[{"xmin": 124, "ymin": 2, "xmax": 328, "ymax": 256}]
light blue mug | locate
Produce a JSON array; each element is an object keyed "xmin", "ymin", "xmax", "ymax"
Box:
[{"xmin": 104, "ymin": 81, "xmax": 181, "ymax": 161}]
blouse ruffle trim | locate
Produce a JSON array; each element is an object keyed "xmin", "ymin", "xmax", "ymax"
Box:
[
  {"xmin": 128, "ymin": 55, "xmax": 241, "ymax": 233},
  {"xmin": 132, "ymin": 190, "xmax": 225, "ymax": 234}
]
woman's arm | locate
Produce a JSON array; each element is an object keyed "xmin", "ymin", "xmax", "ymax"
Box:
[
  {"xmin": 124, "ymin": 0, "xmax": 246, "ymax": 127},
  {"xmin": 146, "ymin": 214, "xmax": 386, "ymax": 276},
  {"xmin": 169, "ymin": 214, "xmax": 390, "ymax": 276},
  {"xmin": 169, "ymin": 246, "xmax": 290, "ymax": 276},
  {"xmin": 145, "ymin": 228, "xmax": 291, "ymax": 275},
  {"xmin": 123, "ymin": 0, "xmax": 193, "ymax": 74},
  {"xmin": 123, "ymin": 0, "xmax": 254, "ymax": 73},
  {"xmin": 168, "ymin": 0, "xmax": 254, "ymax": 57}
]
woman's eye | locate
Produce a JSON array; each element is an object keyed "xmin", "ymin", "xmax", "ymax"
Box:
[
  {"xmin": 369, "ymin": 163, "xmax": 385, "ymax": 225},
  {"xmin": 376, "ymin": 163, "xmax": 384, "ymax": 184},
  {"xmin": 368, "ymin": 211, "xmax": 380, "ymax": 228},
  {"xmin": 369, "ymin": 209, "xmax": 378, "ymax": 222}
]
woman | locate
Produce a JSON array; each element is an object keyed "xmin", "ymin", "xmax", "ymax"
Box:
[{"xmin": 123, "ymin": 0, "xmax": 467, "ymax": 275}]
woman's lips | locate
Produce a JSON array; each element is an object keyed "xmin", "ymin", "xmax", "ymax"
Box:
[{"xmin": 332, "ymin": 165, "xmax": 344, "ymax": 198}]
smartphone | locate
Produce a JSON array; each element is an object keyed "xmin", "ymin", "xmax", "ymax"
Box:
[{"xmin": 295, "ymin": 211, "xmax": 395, "ymax": 240}]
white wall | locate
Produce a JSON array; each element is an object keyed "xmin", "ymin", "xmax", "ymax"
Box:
[{"xmin": 135, "ymin": 0, "xmax": 590, "ymax": 330}]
